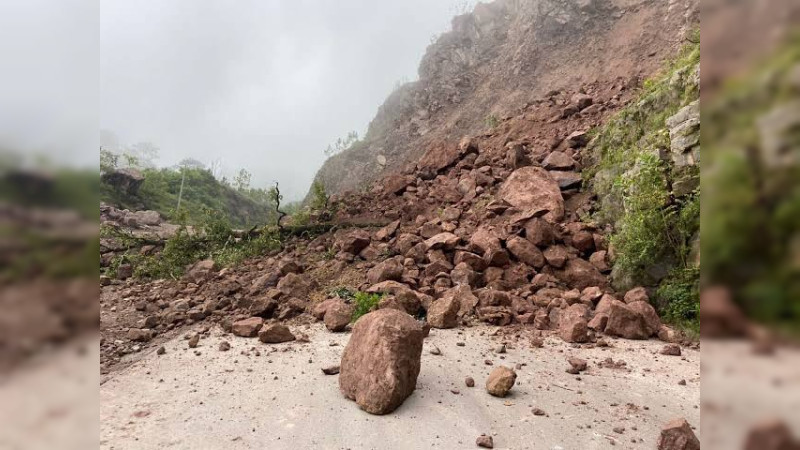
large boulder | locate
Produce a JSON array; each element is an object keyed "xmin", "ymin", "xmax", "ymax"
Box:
[
  {"xmin": 657, "ymin": 418, "xmax": 700, "ymax": 450},
  {"xmin": 627, "ymin": 300, "xmax": 662, "ymax": 335},
  {"xmin": 427, "ymin": 290, "xmax": 461, "ymax": 329},
  {"xmin": 604, "ymin": 302, "xmax": 651, "ymax": 339},
  {"xmin": 557, "ymin": 258, "xmax": 607, "ymax": 290},
  {"xmin": 498, "ymin": 167, "xmax": 564, "ymax": 222},
  {"xmin": 339, "ymin": 309, "xmax": 424, "ymax": 415}
]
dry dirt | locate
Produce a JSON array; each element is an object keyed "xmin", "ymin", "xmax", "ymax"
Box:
[{"xmin": 101, "ymin": 324, "xmax": 699, "ymax": 449}]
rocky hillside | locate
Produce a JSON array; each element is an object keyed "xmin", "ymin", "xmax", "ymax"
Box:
[{"xmin": 312, "ymin": 0, "xmax": 698, "ymax": 197}]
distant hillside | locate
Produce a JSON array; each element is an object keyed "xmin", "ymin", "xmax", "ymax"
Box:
[{"xmin": 100, "ymin": 167, "xmax": 274, "ymax": 228}]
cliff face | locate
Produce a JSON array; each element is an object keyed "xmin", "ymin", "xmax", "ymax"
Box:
[{"xmin": 311, "ymin": 0, "xmax": 698, "ymax": 197}]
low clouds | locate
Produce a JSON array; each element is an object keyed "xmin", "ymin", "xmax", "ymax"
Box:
[{"xmin": 100, "ymin": 0, "xmax": 469, "ymax": 199}]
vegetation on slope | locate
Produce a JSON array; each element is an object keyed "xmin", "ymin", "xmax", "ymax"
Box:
[
  {"xmin": 703, "ymin": 36, "xmax": 800, "ymax": 328},
  {"xmin": 101, "ymin": 166, "xmax": 276, "ymax": 228},
  {"xmin": 588, "ymin": 39, "xmax": 700, "ymax": 330}
]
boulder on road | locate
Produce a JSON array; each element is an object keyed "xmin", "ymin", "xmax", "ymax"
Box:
[
  {"xmin": 427, "ymin": 291, "xmax": 461, "ymax": 329},
  {"xmin": 232, "ymin": 317, "xmax": 264, "ymax": 337},
  {"xmin": 657, "ymin": 418, "xmax": 700, "ymax": 450},
  {"xmin": 339, "ymin": 309, "xmax": 424, "ymax": 415},
  {"xmin": 604, "ymin": 302, "xmax": 651, "ymax": 339},
  {"xmin": 486, "ymin": 366, "xmax": 517, "ymax": 397},
  {"xmin": 258, "ymin": 324, "xmax": 296, "ymax": 343}
]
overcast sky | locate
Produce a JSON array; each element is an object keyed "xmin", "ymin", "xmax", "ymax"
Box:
[{"xmin": 98, "ymin": 0, "xmax": 474, "ymax": 199}]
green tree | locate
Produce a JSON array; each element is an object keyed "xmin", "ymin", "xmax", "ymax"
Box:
[{"xmin": 234, "ymin": 168, "xmax": 252, "ymax": 191}]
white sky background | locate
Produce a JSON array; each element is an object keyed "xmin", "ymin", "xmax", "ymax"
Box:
[
  {"xmin": 99, "ymin": 0, "xmax": 476, "ymax": 199},
  {"xmin": 0, "ymin": 0, "xmax": 99, "ymax": 168}
]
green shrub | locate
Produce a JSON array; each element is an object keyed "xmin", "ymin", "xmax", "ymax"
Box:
[
  {"xmin": 351, "ymin": 291, "xmax": 384, "ymax": 323},
  {"xmin": 657, "ymin": 267, "xmax": 700, "ymax": 329}
]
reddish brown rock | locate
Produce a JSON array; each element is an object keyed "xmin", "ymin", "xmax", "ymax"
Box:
[
  {"xmin": 660, "ymin": 344, "xmax": 682, "ymax": 356},
  {"xmin": 557, "ymin": 258, "xmax": 606, "ymax": 290},
  {"xmin": 258, "ymin": 324, "xmax": 296, "ymax": 343},
  {"xmin": 524, "ymin": 218, "xmax": 555, "ymax": 247},
  {"xmin": 325, "ymin": 300, "xmax": 355, "ymax": 332},
  {"xmin": 624, "ymin": 286, "xmax": 649, "ymax": 304},
  {"xmin": 542, "ymin": 151, "xmax": 576, "ymax": 170},
  {"xmin": 312, "ymin": 298, "xmax": 338, "ymax": 320},
  {"xmin": 486, "ymin": 366, "xmax": 517, "ymax": 397},
  {"xmin": 375, "ymin": 220, "xmax": 401, "ymax": 241},
  {"xmin": 277, "ymin": 272, "xmax": 315, "ymax": 299},
  {"xmin": 543, "ymin": 246, "xmax": 568, "ymax": 268},
  {"xmin": 427, "ymin": 293, "xmax": 460, "ymax": 329},
  {"xmin": 339, "ymin": 309, "xmax": 424, "ymax": 415},
  {"xmin": 476, "ymin": 434, "xmax": 494, "ymax": 448},
  {"xmin": 743, "ymin": 419, "xmax": 799, "ymax": 450},
  {"xmin": 469, "ymin": 226, "xmax": 503, "ymax": 255},
  {"xmin": 498, "ymin": 167, "xmax": 564, "ymax": 222},
  {"xmin": 588, "ymin": 313, "xmax": 609, "ymax": 332},
  {"xmin": 232, "ymin": 317, "xmax": 264, "ymax": 337},
  {"xmin": 335, "ymin": 229, "xmax": 371, "ymax": 255},
  {"xmin": 367, "ymin": 281, "xmax": 421, "ymax": 315},
  {"xmin": 589, "ymin": 251, "xmax": 610, "ymax": 272},
  {"xmin": 604, "ymin": 302, "xmax": 650, "ymax": 339},
  {"xmin": 700, "ymin": 286, "xmax": 749, "ymax": 337},
  {"xmin": 506, "ymin": 236, "xmax": 545, "ymax": 269},
  {"xmin": 657, "ymin": 418, "xmax": 700, "ymax": 450},
  {"xmin": 559, "ymin": 304, "xmax": 590, "ymax": 343},
  {"xmin": 627, "ymin": 300, "xmax": 662, "ymax": 335},
  {"xmin": 425, "ymin": 232, "xmax": 461, "ymax": 251},
  {"xmin": 367, "ymin": 258, "xmax": 404, "ymax": 284}
]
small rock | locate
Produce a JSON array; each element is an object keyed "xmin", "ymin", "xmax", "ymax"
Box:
[
  {"xmin": 465, "ymin": 377, "xmax": 475, "ymax": 387},
  {"xmin": 532, "ymin": 408, "xmax": 546, "ymax": 416},
  {"xmin": 219, "ymin": 341, "xmax": 231, "ymax": 352},
  {"xmin": 156, "ymin": 346, "xmax": 165, "ymax": 355},
  {"xmin": 660, "ymin": 344, "xmax": 682, "ymax": 356},
  {"xmin": 322, "ymin": 365, "xmax": 340, "ymax": 375},
  {"xmin": 567, "ymin": 357, "xmax": 588, "ymax": 374},
  {"xmin": 486, "ymin": 366, "xmax": 517, "ymax": 397},
  {"xmin": 188, "ymin": 334, "xmax": 200, "ymax": 348},
  {"xmin": 476, "ymin": 434, "xmax": 494, "ymax": 448},
  {"xmin": 429, "ymin": 345, "xmax": 442, "ymax": 356}
]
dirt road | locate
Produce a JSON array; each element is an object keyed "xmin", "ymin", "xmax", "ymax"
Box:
[{"xmin": 101, "ymin": 324, "xmax": 699, "ymax": 449}]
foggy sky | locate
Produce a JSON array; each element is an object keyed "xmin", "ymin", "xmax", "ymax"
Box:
[{"xmin": 100, "ymin": 0, "xmax": 473, "ymax": 199}]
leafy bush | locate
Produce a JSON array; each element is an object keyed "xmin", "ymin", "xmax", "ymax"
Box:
[
  {"xmin": 657, "ymin": 267, "xmax": 700, "ymax": 331},
  {"xmin": 351, "ymin": 291, "xmax": 384, "ymax": 323},
  {"xmin": 126, "ymin": 208, "xmax": 282, "ymax": 280}
]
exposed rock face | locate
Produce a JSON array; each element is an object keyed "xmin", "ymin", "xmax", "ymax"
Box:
[
  {"xmin": 310, "ymin": 0, "xmax": 692, "ymax": 197},
  {"xmin": 101, "ymin": 168, "xmax": 145, "ymax": 195},
  {"xmin": 498, "ymin": 167, "xmax": 564, "ymax": 222},
  {"xmin": 339, "ymin": 309, "xmax": 424, "ymax": 415},
  {"xmin": 485, "ymin": 366, "xmax": 517, "ymax": 397},
  {"xmin": 657, "ymin": 418, "xmax": 700, "ymax": 450}
]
